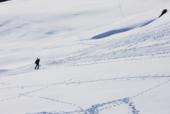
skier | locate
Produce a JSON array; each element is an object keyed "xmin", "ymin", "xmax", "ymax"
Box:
[
  {"xmin": 35, "ymin": 57, "xmax": 40, "ymax": 70},
  {"xmin": 159, "ymin": 9, "xmax": 168, "ymax": 18}
]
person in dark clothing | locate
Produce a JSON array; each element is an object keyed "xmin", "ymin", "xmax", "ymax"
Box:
[
  {"xmin": 159, "ymin": 9, "xmax": 168, "ymax": 18},
  {"xmin": 35, "ymin": 57, "xmax": 40, "ymax": 70}
]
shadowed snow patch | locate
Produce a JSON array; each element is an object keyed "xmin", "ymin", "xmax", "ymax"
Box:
[{"xmin": 92, "ymin": 19, "xmax": 156, "ymax": 39}]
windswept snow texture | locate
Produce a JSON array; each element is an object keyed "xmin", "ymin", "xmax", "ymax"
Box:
[{"xmin": 0, "ymin": 0, "xmax": 170, "ymax": 114}]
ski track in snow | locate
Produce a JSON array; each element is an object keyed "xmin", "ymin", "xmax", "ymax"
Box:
[
  {"xmin": 27, "ymin": 79, "xmax": 170, "ymax": 114},
  {"xmin": 0, "ymin": 76, "xmax": 170, "ymax": 114},
  {"xmin": 0, "ymin": 75, "xmax": 170, "ymax": 91},
  {"xmin": 25, "ymin": 97, "xmax": 139, "ymax": 114}
]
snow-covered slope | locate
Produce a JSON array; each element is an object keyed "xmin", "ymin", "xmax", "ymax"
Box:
[{"xmin": 0, "ymin": 0, "xmax": 170, "ymax": 114}]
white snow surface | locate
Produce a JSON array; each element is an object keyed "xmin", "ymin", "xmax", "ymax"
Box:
[{"xmin": 0, "ymin": 0, "xmax": 170, "ymax": 114}]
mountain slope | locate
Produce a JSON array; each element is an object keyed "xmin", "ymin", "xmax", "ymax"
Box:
[{"xmin": 0, "ymin": 0, "xmax": 170, "ymax": 114}]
